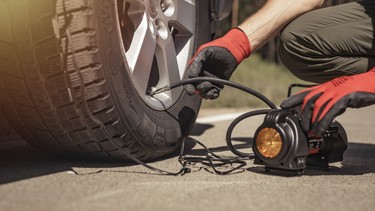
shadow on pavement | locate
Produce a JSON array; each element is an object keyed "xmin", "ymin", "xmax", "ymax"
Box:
[
  {"xmin": 190, "ymin": 123, "xmax": 214, "ymax": 136},
  {"xmin": 247, "ymin": 142, "xmax": 375, "ymax": 176},
  {"xmin": 1, "ymin": 133, "xmax": 375, "ymax": 184},
  {"xmin": 0, "ymin": 135, "xmax": 185, "ymax": 185},
  {"xmin": 0, "ymin": 136, "xmax": 68, "ymax": 185}
]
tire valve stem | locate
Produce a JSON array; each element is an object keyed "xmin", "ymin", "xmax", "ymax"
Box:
[{"xmin": 148, "ymin": 85, "xmax": 171, "ymax": 97}]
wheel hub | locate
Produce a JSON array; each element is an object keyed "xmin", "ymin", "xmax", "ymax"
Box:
[
  {"xmin": 117, "ymin": 0, "xmax": 196, "ymax": 110},
  {"xmin": 145, "ymin": 0, "xmax": 158, "ymax": 18}
]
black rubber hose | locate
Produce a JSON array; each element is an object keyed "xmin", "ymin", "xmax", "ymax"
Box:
[
  {"xmin": 151, "ymin": 77, "xmax": 278, "ymax": 109},
  {"xmin": 225, "ymin": 109, "xmax": 275, "ymax": 158}
]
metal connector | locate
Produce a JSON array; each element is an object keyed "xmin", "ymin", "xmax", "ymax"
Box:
[{"xmin": 148, "ymin": 85, "xmax": 171, "ymax": 97}]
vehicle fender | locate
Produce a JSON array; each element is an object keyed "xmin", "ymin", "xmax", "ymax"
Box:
[
  {"xmin": 210, "ymin": 0, "xmax": 233, "ymax": 34},
  {"xmin": 215, "ymin": 0, "xmax": 234, "ymax": 20}
]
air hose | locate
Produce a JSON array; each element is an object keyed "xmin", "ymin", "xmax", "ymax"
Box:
[
  {"xmin": 149, "ymin": 77, "xmax": 278, "ymax": 109},
  {"xmin": 150, "ymin": 77, "xmax": 278, "ymax": 160}
]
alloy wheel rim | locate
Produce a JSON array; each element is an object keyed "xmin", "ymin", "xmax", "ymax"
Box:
[{"xmin": 117, "ymin": 0, "xmax": 196, "ymax": 110}]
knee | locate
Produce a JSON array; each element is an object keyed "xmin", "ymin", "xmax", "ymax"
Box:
[
  {"xmin": 279, "ymin": 23, "xmax": 300, "ymax": 54},
  {"xmin": 278, "ymin": 14, "xmax": 309, "ymax": 57},
  {"xmin": 278, "ymin": 26, "xmax": 300, "ymax": 68},
  {"xmin": 278, "ymin": 24, "xmax": 309, "ymax": 81},
  {"xmin": 278, "ymin": 17, "xmax": 323, "ymax": 82}
]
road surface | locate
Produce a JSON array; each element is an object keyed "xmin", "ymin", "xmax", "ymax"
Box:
[{"xmin": 0, "ymin": 107, "xmax": 374, "ymax": 211}]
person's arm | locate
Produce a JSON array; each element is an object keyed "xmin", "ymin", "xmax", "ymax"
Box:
[
  {"xmin": 184, "ymin": 0, "xmax": 326, "ymax": 99},
  {"xmin": 239, "ymin": 0, "xmax": 326, "ymax": 51}
]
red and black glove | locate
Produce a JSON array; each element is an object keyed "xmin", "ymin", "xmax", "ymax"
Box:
[
  {"xmin": 281, "ymin": 68, "xmax": 375, "ymax": 136},
  {"xmin": 184, "ymin": 28, "xmax": 251, "ymax": 99}
]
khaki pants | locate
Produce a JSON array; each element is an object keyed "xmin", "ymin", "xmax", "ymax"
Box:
[{"xmin": 279, "ymin": 0, "xmax": 375, "ymax": 83}]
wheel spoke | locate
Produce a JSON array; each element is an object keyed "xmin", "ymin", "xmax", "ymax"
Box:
[
  {"xmin": 159, "ymin": 0, "xmax": 195, "ymax": 79},
  {"xmin": 167, "ymin": 0, "xmax": 196, "ymax": 34},
  {"xmin": 156, "ymin": 33, "xmax": 181, "ymax": 96},
  {"xmin": 126, "ymin": 13, "xmax": 157, "ymax": 94}
]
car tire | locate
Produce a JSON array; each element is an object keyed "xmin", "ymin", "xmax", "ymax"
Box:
[{"xmin": 0, "ymin": 0, "xmax": 211, "ymax": 160}]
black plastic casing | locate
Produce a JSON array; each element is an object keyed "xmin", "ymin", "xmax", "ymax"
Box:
[
  {"xmin": 253, "ymin": 109, "xmax": 348, "ymax": 171},
  {"xmin": 253, "ymin": 109, "xmax": 309, "ymax": 170},
  {"xmin": 306, "ymin": 121, "xmax": 348, "ymax": 169}
]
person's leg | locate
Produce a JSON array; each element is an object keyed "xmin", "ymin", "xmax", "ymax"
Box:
[{"xmin": 279, "ymin": 0, "xmax": 375, "ymax": 83}]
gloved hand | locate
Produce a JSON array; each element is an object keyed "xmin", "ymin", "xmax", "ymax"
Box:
[
  {"xmin": 281, "ymin": 68, "xmax": 375, "ymax": 136},
  {"xmin": 184, "ymin": 28, "xmax": 251, "ymax": 99}
]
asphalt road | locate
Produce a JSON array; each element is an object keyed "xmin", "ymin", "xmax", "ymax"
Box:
[{"xmin": 0, "ymin": 107, "xmax": 374, "ymax": 211}]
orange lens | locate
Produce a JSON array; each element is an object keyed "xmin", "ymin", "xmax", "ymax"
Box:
[{"xmin": 256, "ymin": 128, "xmax": 283, "ymax": 158}]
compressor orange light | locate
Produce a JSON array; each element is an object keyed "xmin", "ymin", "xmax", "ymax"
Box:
[{"xmin": 256, "ymin": 128, "xmax": 282, "ymax": 158}]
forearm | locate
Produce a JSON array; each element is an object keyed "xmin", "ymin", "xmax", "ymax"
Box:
[{"xmin": 238, "ymin": 0, "xmax": 326, "ymax": 51}]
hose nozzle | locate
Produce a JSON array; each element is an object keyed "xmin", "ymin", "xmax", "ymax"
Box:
[{"xmin": 148, "ymin": 85, "xmax": 171, "ymax": 97}]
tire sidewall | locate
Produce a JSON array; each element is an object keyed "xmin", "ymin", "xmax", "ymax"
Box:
[{"xmin": 92, "ymin": 0, "xmax": 211, "ymax": 155}]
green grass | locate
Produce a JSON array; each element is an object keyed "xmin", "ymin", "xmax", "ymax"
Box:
[{"xmin": 202, "ymin": 54, "xmax": 309, "ymax": 108}]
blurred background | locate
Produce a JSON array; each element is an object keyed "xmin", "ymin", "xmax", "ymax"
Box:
[{"xmin": 202, "ymin": 0, "xmax": 356, "ymax": 108}]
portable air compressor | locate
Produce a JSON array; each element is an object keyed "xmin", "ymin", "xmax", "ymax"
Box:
[{"xmin": 252, "ymin": 109, "xmax": 348, "ymax": 174}]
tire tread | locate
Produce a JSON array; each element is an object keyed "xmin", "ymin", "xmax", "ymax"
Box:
[{"xmin": 0, "ymin": 0, "xmax": 162, "ymax": 160}]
